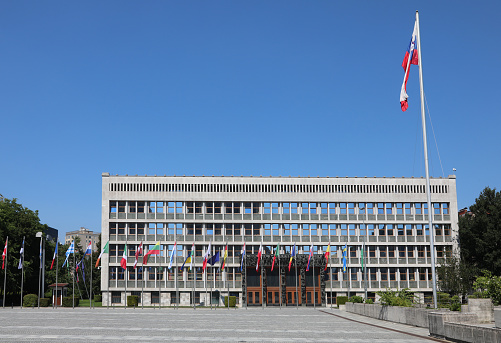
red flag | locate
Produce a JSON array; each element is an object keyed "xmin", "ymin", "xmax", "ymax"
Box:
[
  {"xmin": 134, "ymin": 242, "xmax": 143, "ymax": 269},
  {"xmin": 203, "ymin": 241, "xmax": 211, "ymax": 272},
  {"xmin": 50, "ymin": 240, "xmax": 58, "ymax": 270},
  {"xmin": 2, "ymin": 238, "xmax": 7, "ymax": 270},
  {"xmin": 400, "ymin": 20, "xmax": 419, "ymax": 111},
  {"xmin": 324, "ymin": 244, "xmax": 331, "ymax": 271},
  {"xmin": 256, "ymin": 242, "xmax": 262, "ymax": 272}
]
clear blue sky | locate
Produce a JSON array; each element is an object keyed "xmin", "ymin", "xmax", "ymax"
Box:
[{"xmin": 1, "ymin": 1, "xmax": 500, "ymax": 240}]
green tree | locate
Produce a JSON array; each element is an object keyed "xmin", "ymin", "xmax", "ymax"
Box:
[
  {"xmin": 459, "ymin": 187, "xmax": 501, "ymax": 275},
  {"xmin": 436, "ymin": 254, "xmax": 477, "ymax": 300}
]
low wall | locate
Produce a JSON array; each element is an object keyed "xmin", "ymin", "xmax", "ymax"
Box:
[
  {"xmin": 429, "ymin": 311, "xmax": 500, "ymax": 342},
  {"xmin": 495, "ymin": 307, "xmax": 501, "ymax": 329},
  {"xmin": 345, "ymin": 302, "xmax": 430, "ymax": 328},
  {"xmin": 467, "ymin": 298, "xmax": 494, "ymax": 323}
]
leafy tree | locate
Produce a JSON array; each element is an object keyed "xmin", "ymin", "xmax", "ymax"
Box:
[
  {"xmin": 472, "ymin": 270, "xmax": 501, "ymax": 305},
  {"xmin": 436, "ymin": 254, "xmax": 478, "ymax": 300},
  {"xmin": 459, "ymin": 187, "xmax": 501, "ymax": 275}
]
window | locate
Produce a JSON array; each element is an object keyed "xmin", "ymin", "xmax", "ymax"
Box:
[
  {"xmin": 377, "ymin": 203, "xmax": 384, "ymax": 214},
  {"xmin": 369, "ymin": 267, "xmax": 377, "ymax": 281},
  {"xmin": 214, "ymin": 202, "xmax": 222, "ymax": 214},
  {"xmin": 366, "ymin": 203, "xmax": 374, "ymax": 214},
  {"xmin": 385, "ymin": 203, "xmax": 393, "ymax": 214},
  {"xmin": 380, "ymin": 268, "xmax": 388, "ymax": 281},
  {"xmin": 149, "ymin": 201, "xmax": 155, "ymax": 213},
  {"xmin": 111, "ymin": 291, "xmax": 121, "ymax": 304},
  {"xmin": 168, "ymin": 202, "xmax": 176, "ymax": 213},
  {"xmin": 329, "ymin": 224, "xmax": 337, "ymax": 236},
  {"xmin": 321, "ymin": 224, "xmax": 328, "ymax": 236},
  {"xmin": 310, "ymin": 203, "xmax": 317, "ymax": 214},
  {"xmin": 129, "ymin": 201, "xmax": 136, "ymax": 213},
  {"xmin": 444, "ymin": 225, "xmax": 451, "ymax": 236},
  {"xmin": 397, "ymin": 224, "xmax": 404, "ymax": 236},
  {"xmin": 367, "ymin": 224, "xmax": 375, "ymax": 236},
  {"xmin": 387, "ymin": 224, "xmax": 394, "ymax": 236},
  {"xmin": 443, "ymin": 203, "xmax": 449, "ymax": 214},
  {"xmin": 417, "ymin": 246, "xmax": 425, "ymax": 258},
  {"xmin": 379, "ymin": 247, "xmax": 386, "ymax": 258},
  {"xmin": 378, "ymin": 224, "xmax": 385, "ymax": 236},
  {"xmin": 396, "ymin": 203, "xmax": 403, "ymax": 214},
  {"xmin": 110, "ymin": 201, "xmax": 117, "ymax": 213},
  {"xmin": 389, "ymin": 268, "xmax": 396, "ymax": 281},
  {"xmin": 156, "ymin": 202, "xmax": 164, "ymax": 213},
  {"xmin": 349, "ymin": 224, "xmax": 356, "ymax": 236},
  {"xmin": 358, "ymin": 203, "xmax": 365, "ymax": 214},
  {"xmin": 109, "ymin": 223, "xmax": 116, "ymax": 235},
  {"xmin": 340, "ymin": 203, "xmax": 347, "ymax": 214},
  {"xmin": 234, "ymin": 202, "xmax": 241, "ymax": 214},
  {"xmin": 405, "ymin": 203, "xmax": 411, "ymax": 214},
  {"xmin": 283, "ymin": 203, "xmax": 290, "ymax": 214},
  {"xmin": 109, "ymin": 267, "xmax": 117, "ymax": 280},
  {"xmin": 350, "ymin": 267, "xmax": 358, "ymax": 281},
  {"xmin": 283, "ymin": 224, "xmax": 290, "ymax": 235},
  {"xmin": 415, "ymin": 203, "xmax": 422, "ymax": 215},
  {"xmin": 244, "ymin": 203, "xmax": 252, "ymax": 214},
  {"xmin": 195, "ymin": 202, "xmax": 203, "ymax": 214},
  {"xmin": 348, "ymin": 203, "xmax": 355, "ymax": 214},
  {"xmin": 302, "ymin": 203, "xmax": 309, "ymax": 214},
  {"xmin": 409, "ymin": 268, "xmax": 416, "ymax": 281},
  {"xmin": 176, "ymin": 202, "xmax": 183, "ymax": 213},
  {"xmin": 291, "ymin": 203, "xmax": 298, "ymax": 214},
  {"xmin": 264, "ymin": 224, "xmax": 271, "ymax": 236},
  {"xmin": 405, "ymin": 224, "xmax": 413, "ymax": 236},
  {"xmin": 321, "ymin": 203, "xmax": 328, "ymax": 214},
  {"xmin": 291, "ymin": 224, "xmax": 298, "ymax": 236},
  {"xmin": 272, "ymin": 224, "xmax": 279, "ymax": 236},
  {"xmin": 272, "ymin": 203, "xmax": 279, "ymax": 214},
  {"xmin": 264, "ymin": 203, "xmax": 271, "ymax": 214},
  {"xmin": 151, "ymin": 291, "xmax": 159, "ymax": 304},
  {"xmin": 118, "ymin": 202, "xmax": 126, "ymax": 213},
  {"xmin": 398, "ymin": 246, "xmax": 405, "ymax": 258},
  {"xmin": 399, "ymin": 268, "xmax": 407, "ymax": 281},
  {"xmin": 368, "ymin": 246, "xmax": 376, "ymax": 258},
  {"xmin": 302, "ymin": 224, "xmax": 310, "ymax": 236},
  {"xmin": 331, "ymin": 267, "xmax": 339, "ymax": 281},
  {"xmin": 407, "ymin": 246, "xmax": 414, "ymax": 257},
  {"xmin": 223, "ymin": 202, "xmax": 231, "ymax": 214},
  {"xmin": 388, "ymin": 246, "xmax": 395, "ymax": 258},
  {"xmin": 328, "ymin": 203, "xmax": 336, "ymax": 214},
  {"xmin": 435, "ymin": 224, "xmax": 442, "ymax": 236},
  {"xmin": 340, "ymin": 224, "xmax": 347, "ymax": 236},
  {"xmin": 416, "ymin": 225, "xmax": 423, "ymax": 236},
  {"xmin": 433, "ymin": 203, "xmax": 441, "ymax": 214},
  {"xmin": 310, "ymin": 224, "xmax": 317, "ymax": 236},
  {"xmin": 186, "ymin": 224, "xmax": 194, "ymax": 235}
]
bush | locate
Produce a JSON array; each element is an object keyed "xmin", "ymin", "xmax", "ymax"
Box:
[
  {"xmin": 336, "ymin": 296, "xmax": 349, "ymax": 306},
  {"xmin": 127, "ymin": 295, "xmax": 139, "ymax": 307},
  {"xmin": 39, "ymin": 298, "xmax": 50, "ymax": 307},
  {"xmin": 94, "ymin": 294, "xmax": 102, "ymax": 302},
  {"xmin": 349, "ymin": 296, "xmax": 364, "ymax": 303},
  {"xmin": 437, "ymin": 292, "xmax": 451, "ymax": 308},
  {"xmin": 376, "ymin": 288, "xmax": 416, "ymax": 307},
  {"xmin": 62, "ymin": 296, "xmax": 79, "ymax": 307},
  {"xmin": 23, "ymin": 294, "xmax": 38, "ymax": 307},
  {"xmin": 365, "ymin": 298, "xmax": 374, "ymax": 304},
  {"xmin": 472, "ymin": 271, "xmax": 501, "ymax": 305},
  {"xmin": 223, "ymin": 296, "xmax": 236, "ymax": 307}
]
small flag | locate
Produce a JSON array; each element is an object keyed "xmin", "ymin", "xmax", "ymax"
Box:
[
  {"xmin": 400, "ymin": 20, "xmax": 419, "ymax": 111},
  {"xmin": 143, "ymin": 241, "xmax": 161, "ymax": 265},
  {"xmin": 306, "ymin": 244, "xmax": 314, "ymax": 271},
  {"xmin": 271, "ymin": 243, "xmax": 279, "ymax": 271},
  {"xmin": 2, "ymin": 238, "xmax": 7, "ymax": 270},
  {"xmin": 256, "ymin": 242, "xmax": 262, "ymax": 272},
  {"xmin": 323, "ymin": 243, "xmax": 331, "ymax": 271},
  {"xmin": 95, "ymin": 241, "xmax": 109, "ymax": 268},
  {"xmin": 288, "ymin": 243, "xmax": 296, "ymax": 271},
  {"xmin": 208, "ymin": 251, "xmax": 220, "ymax": 266},
  {"xmin": 342, "ymin": 244, "xmax": 348, "ymax": 273},
  {"xmin": 121, "ymin": 244, "xmax": 127, "ymax": 270},
  {"xmin": 221, "ymin": 245, "xmax": 228, "ymax": 270},
  {"xmin": 240, "ymin": 243, "xmax": 246, "ymax": 272},
  {"xmin": 50, "ymin": 239, "xmax": 58, "ymax": 270},
  {"xmin": 168, "ymin": 242, "xmax": 177, "ymax": 270},
  {"xmin": 62, "ymin": 241, "xmax": 74, "ymax": 268},
  {"xmin": 39, "ymin": 238, "xmax": 43, "ymax": 269},
  {"xmin": 203, "ymin": 241, "xmax": 212, "ymax": 272},
  {"xmin": 180, "ymin": 243, "xmax": 194, "ymax": 271},
  {"xmin": 17, "ymin": 239, "xmax": 24, "ymax": 270},
  {"xmin": 134, "ymin": 242, "xmax": 143, "ymax": 269},
  {"xmin": 84, "ymin": 241, "xmax": 92, "ymax": 255},
  {"xmin": 81, "ymin": 257, "xmax": 86, "ymax": 282}
]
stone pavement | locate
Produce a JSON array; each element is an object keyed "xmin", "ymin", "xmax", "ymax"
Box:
[{"xmin": 0, "ymin": 307, "xmax": 446, "ymax": 342}]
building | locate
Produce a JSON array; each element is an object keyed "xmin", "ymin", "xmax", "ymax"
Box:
[
  {"xmin": 44, "ymin": 226, "xmax": 58, "ymax": 243},
  {"xmin": 65, "ymin": 227, "xmax": 100, "ymax": 252},
  {"xmin": 101, "ymin": 173, "xmax": 458, "ymax": 307}
]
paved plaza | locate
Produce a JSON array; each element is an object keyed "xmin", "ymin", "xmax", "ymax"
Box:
[{"xmin": 0, "ymin": 307, "xmax": 444, "ymax": 342}]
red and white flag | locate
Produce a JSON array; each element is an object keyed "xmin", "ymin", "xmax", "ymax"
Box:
[
  {"xmin": 121, "ymin": 244, "xmax": 127, "ymax": 270},
  {"xmin": 134, "ymin": 242, "xmax": 143, "ymax": 269},
  {"xmin": 306, "ymin": 244, "xmax": 314, "ymax": 271},
  {"xmin": 256, "ymin": 242, "xmax": 263, "ymax": 272},
  {"xmin": 50, "ymin": 239, "xmax": 58, "ymax": 270},
  {"xmin": 203, "ymin": 241, "xmax": 212, "ymax": 272},
  {"xmin": 2, "ymin": 238, "xmax": 7, "ymax": 270},
  {"xmin": 400, "ymin": 20, "xmax": 419, "ymax": 111}
]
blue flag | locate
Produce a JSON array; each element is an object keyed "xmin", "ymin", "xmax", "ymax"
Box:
[
  {"xmin": 208, "ymin": 251, "xmax": 220, "ymax": 266},
  {"xmin": 342, "ymin": 244, "xmax": 347, "ymax": 273}
]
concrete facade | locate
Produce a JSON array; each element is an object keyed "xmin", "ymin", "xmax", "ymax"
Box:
[
  {"xmin": 101, "ymin": 174, "xmax": 458, "ymax": 307},
  {"xmin": 65, "ymin": 227, "xmax": 100, "ymax": 252}
]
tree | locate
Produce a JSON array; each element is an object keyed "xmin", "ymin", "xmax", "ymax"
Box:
[
  {"xmin": 436, "ymin": 254, "xmax": 477, "ymax": 300},
  {"xmin": 458, "ymin": 187, "xmax": 501, "ymax": 275}
]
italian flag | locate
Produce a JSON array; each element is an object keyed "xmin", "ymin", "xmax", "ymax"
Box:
[
  {"xmin": 121, "ymin": 244, "xmax": 127, "ymax": 270},
  {"xmin": 143, "ymin": 241, "xmax": 161, "ymax": 265},
  {"xmin": 95, "ymin": 241, "xmax": 109, "ymax": 268}
]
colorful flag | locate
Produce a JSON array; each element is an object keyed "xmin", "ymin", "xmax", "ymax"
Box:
[
  {"xmin": 306, "ymin": 244, "xmax": 314, "ymax": 271},
  {"xmin": 323, "ymin": 243, "xmax": 331, "ymax": 271},
  {"xmin": 50, "ymin": 239, "xmax": 58, "ymax": 270},
  {"xmin": 221, "ymin": 245, "xmax": 228, "ymax": 270},
  {"xmin": 208, "ymin": 251, "xmax": 219, "ymax": 266},
  {"xmin": 168, "ymin": 242, "xmax": 177, "ymax": 270},
  {"xmin": 134, "ymin": 242, "xmax": 143, "ymax": 269},
  {"xmin": 271, "ymin": 243, "xmax": 279, "ymax": 271},
  {"xmin": 240, "ymin": 242, "xmax": 246, "ymax": 272},
  {"xmin": 256, "ymin": 242, "xmax": 262, "ymax": 272},
  {"xmin": 143, "ymin": 241, "xmax": 161, "ymax": 265},
  {"xmin": 181, "ymin": 243, "xmax": 194, "ymax": 271},
  {"xmin": 62, "ymin": 241, "xmax": 74, "ymax": 268},
  {"xmin": 95, "ymin": 241, "xmax": 109, "ymax": 268},
  {"xmin": 400, "ymin": 20, "xmax": 419, "ymax": 111},
  {"xmin": 203, "ymin": 241, "xmax": 212, "ymax": 272},
  {"xmin": 288, "ymin": 243, "xmax": 296, "ymax": 272},
  {"xmin": 84, "ymin": 241, "xmax": 92, "ymax": 255},
  {"xmin": 2, "ymin": 238, "xmax": 7, "ymax": 270},
  {"xmin": 39, "ymin": 238, "xmax": 43, "ymax": 269},
  {"xmin": 81, "ymin": 258, "xmax": 86, "ymax": 282},
  {"xmin": 120, "ymin": 244, "xmax": 127, "ymax": 270},
  {"xmin": 342, "ymin": 244, "xmax": 348, "ymax": 273}
]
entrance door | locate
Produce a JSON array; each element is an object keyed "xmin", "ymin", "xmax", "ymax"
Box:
[{"xmin": 266, "ymin": 289, "xmax": 280, "ymax": 306}]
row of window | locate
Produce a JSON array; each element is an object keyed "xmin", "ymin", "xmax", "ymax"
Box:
[
  {"xmin": 109, "ymin": 182, "xmax": 449, "ymax": 195},
  {"xmin": 109, "ymin": 222, "xmax": 452, "ymax": 237},
  {"xmin": 110, "ymin": 201, "xmax": 450, "ymax": 215},
  {"xmin": 109, "ymin": 243, "xmax": 452, "ymax": 259}
]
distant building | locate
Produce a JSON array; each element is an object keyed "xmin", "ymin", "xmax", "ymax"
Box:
[
  {"xmin": 65, "ymin": 227, "xmax": 100, "ymax": 252},
  {"xmin": 44, "ymin": 226, "xmax": 58, "ymax": 243}
]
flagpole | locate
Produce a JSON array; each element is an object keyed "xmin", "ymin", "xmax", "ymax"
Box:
[
  {"xmin": 55, "ymin": 240, "xmax": 58, "ymax": 309},
  {"xmin": 20, "ymin": 236, "xmax": 24, "ymax": 308},
  {"xmin": 226, "ymin": 242, "xmax": 230, "ymax": 311},
  {"xmin": 38, "ymin": 236, "xmax": 42, "ymax": 309},
  {"xmin": 415, "ymin": 10, "xmax": 438, "ymax": 309},
  {"xmin": 106, "ymin": 243, "xmax": 109, "ymax": 309},
  {"xmin": 347, "ymin": 246, "xmax": 350, "ymax": 299},
  {"xmin": 72, "ymin": 242, "xmax": 75, "ymax": 309},
  {"xmin": 90, "ymin": 241, "xmax": 93, "ymax": 309},
  {"xmin": 278, "ymin": 245, "xmax": 281, "ymax": 309},
  {"xmin": 141, "ymin": 258, "xmax": 144, "ymax": 310},
  {"xmin": 295, "ymin": 247, "xmax": 298, "ymax": 309},
  {"xmin": 175, "ymin": 243, "xmax": 178, "ymax": 310},
  {"xmin": 244, "ymin": 251, "xmax": 247, "ymax": 310},
  {"xmin": 3, "ymin": 236, "xmax": 7, "ymax": 308},
  {"xmin": 158, "ymin": 258, "xmax": 161, "ymax": 310},
  {"xmin": 313, "ymin": 246, "xmax": 316, "ymax": 309},
  {"xmin": 193, "ymin": 243, "xmax": 196, "ymax": 310},
  {"xmin": 124, "ymin": 242, "xmax": 127, "ymax": 310}
]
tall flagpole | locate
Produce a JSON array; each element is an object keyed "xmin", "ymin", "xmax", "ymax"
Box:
[
  {"xmin": 55, "ymin": 240, "xmax": 58, "ymax": 309},
  {"xmin": 313, "ymin": 247, "xmax": 316, "ymax": 309},
  {"xmin": 278, "ymin": 245, "xmax": 281, "ymax": 309},
  {"xmin": 244, "ymin": 251, "xmax": 247, "ymax": 310},
  {"xmin": 124, "ymin": 242, "xmax": 127, "ymax": 310},
  {"xmin": 3, "ymin": 236, "xmax": 7, "ymax": 308},
  {"xmin": 347, "ymin": 246, "xmax": 350, "ymax": 299},
  {"xmin": 38, "ymin": 236, "xmax": 42, "ymax": 309},
  {"xmin": 175, "ymin": 243, "xmax": 178, "ymax": 310},
  {"xmin": 90, "ymin": 241, "xmax": 93, "ymax": 309},
  {"xmin": 106, "ymin": 243, "xmax": 109, "ymax": 309},
  {"xmin": 415, "ymin": 10, "xmax": 437, "ymax": 309},
  {"xmin": 72, "ymin": 243, "xmax": 75, "ymax": 309},
  {"xmin": 295, "ymin": 248, "xmax": 298, "ymax": 309},
  {"xmin": 20, "ymin": 236, "xmax": 25, "ymax": 308},
  {"xmin": 141, "ymin": 244, "xmax": 144, "ymax": 309}
]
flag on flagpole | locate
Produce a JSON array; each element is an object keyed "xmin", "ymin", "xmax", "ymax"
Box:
[
  {"xmin": 2, "ymin": 238, "xmax": 7, "ymax": 270},
  {"xmin": 84, "ymin": 241, "xmax": 92, "ymax": 255},
  {"xmin": 208, "ymin": 251, "xmax": 220, "ymax": 266},
  {"xmin": 400, "ymin": 20, "xmax": 419, "ymax": 111},
  {"xmin": 271, "ymin": 243, "xmax": 279, "ymax": 271},
  {"xmin": 120, "ymin": 244, "xmax": 127, "ymax": 270},
  {"xmin": 39, "ymin": 238, "xmax": 43, "ymax": 269},
  {"xmin": 50, "ymin": 239, "xmax": 58, "ymax": 270},
  {"xmin": 168, "ymin": 242, "xmax": 177, "ymax": 270},
  {"xmin": 203, "ymin": 241, "xmax": 212, "ymax": 272},
  {"xmin": 62, "ymin": 241, "xmax": 74, "ymax": 268},
  {"xmin": 180, "ymin": 243, "xmax": 194, "ymax": 271},
  {"xmin": 306, "ymin": 244, "xmax": 314, "ymax": 271},
  {"xmin": 221, "ymin": 245, "xmax": 228, "ymax": 270},
  {"xmin": 143, "ymin": 241, "xmax": 161, "ymax": 265},
  {"xmin": 81, "ymin": 258, "xmax": 86, "ymax": 282},
  {"xmin": 288, "ymin": 243, "xmax": 296, "ymax": 272},
  {"xmin": 323, "ymin": 243, "xmax": 331, "ymax": 271},
  {"xmin": 133, "ymin": 242, "xmax": 143, "ymax": 269},
  {"xmin": 95, "ymin": 241, "xmax": 109, "ymax": 268},
  {"xmin": 342, "ymin": 244, "xmax": 348, "ymax": 273},
  {"xmin": 255, "ymin": 242, "xmax": 262, "ymax": 272},
  {"xmin": 240, "ymin": 242, "xmax": 246, "ymax": 272}
]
